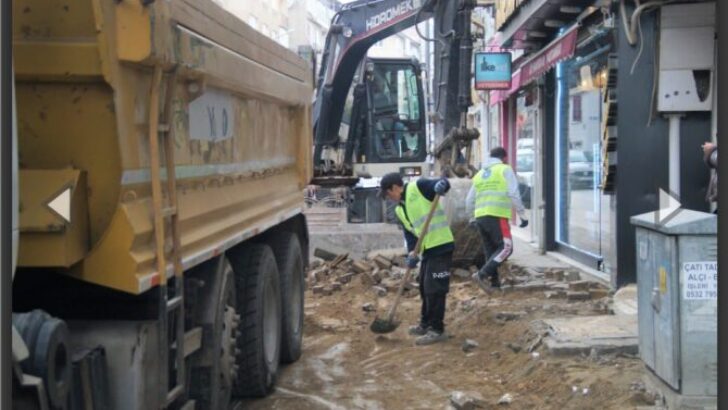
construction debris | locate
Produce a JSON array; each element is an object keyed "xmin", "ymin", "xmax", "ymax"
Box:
[
  {"xmin": 497, "ymin": 393, "xmax": 513, "ymax": 405},
  {"xmin": 362, "ymin": 303, "xmax": 375, "ymax": 312},
  {"xmin": 450, "ymin": 391, "xmax": 485, "ymax": 410},
  {"xmin": 462, "ymin": 339, "xmax": 479, "ymax": 353},
  {"xmin": 372, "ymin": 286, "xmax": 388, "ymax": 297},
  {"xmin": 305, "ymin": 248, "xmax": 420, "ymax": 299}
]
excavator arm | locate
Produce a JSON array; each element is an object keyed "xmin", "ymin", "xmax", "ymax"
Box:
[{"xmin": 312, "ymin": 0, "xmax": 479, "ymax": 178}]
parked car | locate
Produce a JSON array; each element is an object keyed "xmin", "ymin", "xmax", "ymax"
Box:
[{"xmin": 568, "ymin": 149, "xmax": 594, "ymax": 189}]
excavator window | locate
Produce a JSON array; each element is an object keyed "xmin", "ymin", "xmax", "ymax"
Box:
[{"xmin": 367, "ymin": 62, "xmax": 426, "ymax": 163}]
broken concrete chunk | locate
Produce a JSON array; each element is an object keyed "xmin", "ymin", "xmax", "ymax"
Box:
[
  {"xmin": 331, "ymin": 283, "xmax": 342, "ymax": 292},
  {"xmin": 352, "ymin": 260, "xmax": 373, "ymax": 274},
  {"xmin": 567, "ymin": 291, "xmax": 591, "ymax": 301},
  {"xmin": 311, "ymin": 285, "xmax": 325, "ymax": 295},
  {"xmin": 462, "ymin": 339, "xmax": 479, "ymax": 353},
  {"xmin": 372, "ymin": 286, "xmax": 387, "ymax": 297},
  {"xmin": 450, "ymin": 391, "xmax": 485, "ymax": 410},
  {"xmin": 545, "ymin": 270, "xmax": 565, "ymax": 281},
  {"xmin": 328, "ymin": 254, "xmax": 349, "ymax": 269},
  {"xmin": 497, "ymin": 393, "xmax": 513, "ymax": 405},
  {"xmin": 373, "ymin": 255, "xmax": 393, "ymax": 270},
  {"xmin": 338, "ymin": 272, "xmax": 355, "ymax": 284},
  {"xmin": 322, "ymin": 287, "xmax": 333, "ymax": 296},
  {"xmin": 362, "ymin": 303, "xmax": 375, "ymax": 312},
  {"xmin": 313, "ymin": 248, "xmax": 339, "ymax": 261},
  {"xmin": 568, "ymin": 281, "xmax": 590, "ymax": 291}
]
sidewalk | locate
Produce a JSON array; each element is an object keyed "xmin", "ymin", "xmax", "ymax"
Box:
[{"xmin": 510, "ymin": 230, "xmax": 611, "ymax": 287}]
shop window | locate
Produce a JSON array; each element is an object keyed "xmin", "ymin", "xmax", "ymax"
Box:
[{"xmin": 555, "ymin": 41, "xmax": 615, "ymax": 267}]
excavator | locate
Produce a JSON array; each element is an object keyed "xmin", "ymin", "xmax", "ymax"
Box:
[
  {"xmin": 313, "ymin": 0, "xmax": 480, "ymax": 181},
  {"xmin": 310, "ymin": 0, "xmax": 485, "ymax": 264}
]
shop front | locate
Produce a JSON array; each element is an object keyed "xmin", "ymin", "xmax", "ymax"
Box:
[{"xmin": 554, "ymin": 25, "xmax": 617, "ymax": 275}]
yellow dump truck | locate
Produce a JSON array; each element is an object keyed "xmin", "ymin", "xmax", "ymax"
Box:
[{"xmin": 11, "ymin": 0, "xmax": 312, "ymax": 408}]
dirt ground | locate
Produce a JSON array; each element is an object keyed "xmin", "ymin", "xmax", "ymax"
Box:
[{"xmin": 245, "ymin": 270, "xmax": 655, "ymax": 410}]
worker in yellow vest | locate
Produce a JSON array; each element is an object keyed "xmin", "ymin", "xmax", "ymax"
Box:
[
  {"xmin": 379, "ymin": 172, "xmax": 454, "ymax": 345},
  {"xmin": 466, "ymin": 147, "xmax": 528, "ymax": 292}
]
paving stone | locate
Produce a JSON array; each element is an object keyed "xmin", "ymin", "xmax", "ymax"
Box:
[
  {"xmin": 565, "ymin": 271, "xmax": 581, "ymax": 282},
  {"xmin": 545, "ymin": 270, "xmax": 565, "ymax": 281}
]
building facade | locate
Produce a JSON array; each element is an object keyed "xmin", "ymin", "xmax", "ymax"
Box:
[{"xmin": 485, "ymin": 0, "xmax": 717, "ymax": 287}]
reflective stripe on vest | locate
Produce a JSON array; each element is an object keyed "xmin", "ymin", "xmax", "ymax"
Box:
[
  {"xmin": 395, "ymin": 183, "xmax": 454, "ymax": 251},
  {"xmin": 473, "ymin": 164, "xmax": 512, "ymax": 219}
]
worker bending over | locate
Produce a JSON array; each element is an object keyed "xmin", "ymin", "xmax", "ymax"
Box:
[
  {"xmin": 379, "ymin": 172, "xmax": 454, "ymax": 346},
  {"xmin": 467, "ymin": 147, "xmax": 528, "ymax": 292}
]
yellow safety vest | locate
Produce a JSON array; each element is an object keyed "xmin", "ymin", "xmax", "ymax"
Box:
[
  {"xmin": 473, "ymin": 164, "xmax": 512, "ymax": 219},
  {"xmin": 395, "ymin": 183, "xmax": 454, "ymax": 252}
]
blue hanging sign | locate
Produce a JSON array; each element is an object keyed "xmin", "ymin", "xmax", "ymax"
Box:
[{"xmin": 474, "ymin": 52, "xmax": 512, "ymax": 90}]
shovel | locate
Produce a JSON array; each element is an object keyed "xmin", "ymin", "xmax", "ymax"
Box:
[{"xmin": 370, "ymin": 194, "xmax": 441, "ymax": 334}]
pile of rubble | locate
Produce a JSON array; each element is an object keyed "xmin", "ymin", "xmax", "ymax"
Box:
[{"xmin": 307, "ymin": 248, "xmax": 419, "ymax": 298}]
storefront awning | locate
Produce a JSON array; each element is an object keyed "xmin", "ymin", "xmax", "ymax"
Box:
[
  {"xmin": 489, "ymin": 25, "xmax": 578, "ymax": 106},
  {"xmin": 518, "ymin": 24, "xmax": 579, "ymax": 86},
  {"xmin": 497, "ymin": 0, "xmax": 592, "ymax": 49}
]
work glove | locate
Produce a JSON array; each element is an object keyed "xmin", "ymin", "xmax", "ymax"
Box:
[
  {"xmin": 406, "ymin": 253, "xmax": 420, "ymax": 269},
  {"xmin": 519, "ymin": 218, "xmax": 529, "ymax": 228},
  {"xmin": 434, "ymin": 178, "xmax": 450, "ymax": 196}
]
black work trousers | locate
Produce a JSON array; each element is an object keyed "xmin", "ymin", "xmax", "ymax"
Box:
[
  {"xmin": 417, "ymin": 251, "xmax": 452, "ymax": 333},
  {"xmin": 474, "ymin": 216, "xmax": 513, "ymax": 281}
]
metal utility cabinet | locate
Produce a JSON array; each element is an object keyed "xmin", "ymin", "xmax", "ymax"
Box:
[{"xmin": 631, "ymin": 210, "xmax": 717, "ymax": 406}]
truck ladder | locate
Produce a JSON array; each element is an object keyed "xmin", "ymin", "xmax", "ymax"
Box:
[{"xmin": 148, "ymin": 65, "xmax": 187, "ymax": 408}]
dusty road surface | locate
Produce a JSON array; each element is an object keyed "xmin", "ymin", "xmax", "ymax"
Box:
[{"xmin": 244, "ymin": 261, "xmax": 655, "ymax": 410}]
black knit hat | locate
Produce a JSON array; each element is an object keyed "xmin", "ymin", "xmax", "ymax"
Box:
[
  {"xmin": 378, "ymin": 172, "xmax": 404, "ymax": 198},
  {"xmin": 490, "ymin": 147, "xmax": 508, "ymax": 159}
]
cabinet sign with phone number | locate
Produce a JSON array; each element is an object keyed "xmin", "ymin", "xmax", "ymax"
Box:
[{"xmin": 682, "ymin": 261, "xmax": 717, "ymax": 300}]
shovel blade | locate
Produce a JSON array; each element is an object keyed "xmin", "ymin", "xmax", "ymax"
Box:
[{"xmin": 370, "ymin": 317, "xmax": 400, "ymax": 334}]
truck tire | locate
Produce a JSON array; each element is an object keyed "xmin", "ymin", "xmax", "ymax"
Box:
[
  {"xmin": 187, "ymin": 257, "xmax": 237, "ymax": 410},
  {"xmin": 269, "ymin": 232, "xmax": 304, "ymax": 363},
  {"xmin": 13, "ymin": 310, "xmax": 71, "ymax": 408},
  {"xmin": 227, "ymin": 244, "xmax": 282, "ymax": 397}
]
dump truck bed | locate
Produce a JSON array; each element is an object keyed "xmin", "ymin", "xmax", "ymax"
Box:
[{"xmin": 14, "ymin": 0, "xmax": 313, "ymax": 294}]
